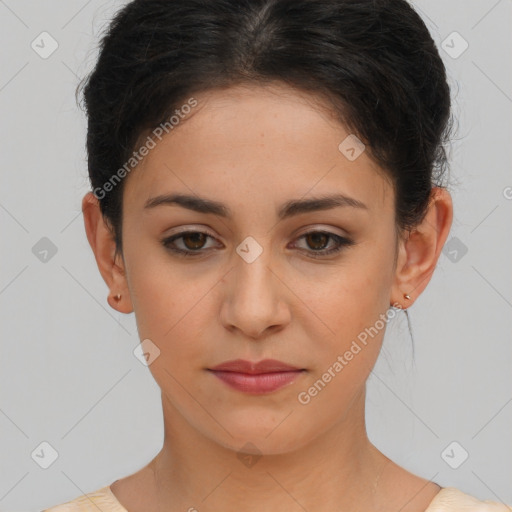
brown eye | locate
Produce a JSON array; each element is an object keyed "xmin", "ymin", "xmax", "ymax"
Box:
[
  {"xmin": 181, "ymin": 232, "xmax": 208, "ymax": 250},
  {"xmin": 162, "ymin": 230, "xmax": 218, "ymax": 257},
  {"xmin": 293, "ymin": 230, "xmax": 355, "ymax": 258},
  {"xmin": 304, "ymin": 232, "xmax": 329, "ymax": 251},
  {"xmin": 162, "ymin": 229, "xmax": 354, "ymax": 259}
]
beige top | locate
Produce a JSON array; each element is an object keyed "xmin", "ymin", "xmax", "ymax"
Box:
[{"xmin": 42, "ymin": 484, "xmax": 512, "ymax": 511}]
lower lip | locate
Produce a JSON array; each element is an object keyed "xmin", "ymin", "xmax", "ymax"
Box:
[{"xmin": 208, "ymin": 370, "xmax": 304, "ymax": 393}]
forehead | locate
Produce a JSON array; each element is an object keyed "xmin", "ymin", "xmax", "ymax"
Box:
[{"xmin": 123, "ymin": 83, "xmax": 393, "ymax": 218}]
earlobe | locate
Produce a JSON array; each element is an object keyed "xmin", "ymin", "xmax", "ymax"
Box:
[
  {"xmin": 82, "ymin": 191, "xmax": 133, "ymax": 313},
  {"xmin": 106, "ymin": 291, "xmax": 132, "ymax": 312},
  {"xmin": 390, "ymin": 187, "xmax": 453, "ymax": 308}
]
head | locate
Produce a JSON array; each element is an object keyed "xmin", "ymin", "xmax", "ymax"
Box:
[{"xmin": 81, "ymin": 0, "xmax": 453, "ymax": 454}]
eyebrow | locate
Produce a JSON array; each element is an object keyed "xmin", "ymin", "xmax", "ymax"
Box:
[{"xmin": 144, "ymin": 192, "xmax": 368, "ymax": 220}]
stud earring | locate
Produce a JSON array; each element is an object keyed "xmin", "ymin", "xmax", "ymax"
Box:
[
  {"xmin": 113, "ymin": 293, "xmax": 121, "ymax": 301},
  {"xmin": 403, "ymin": 293, "xmax": 411, "ymax": 300}
]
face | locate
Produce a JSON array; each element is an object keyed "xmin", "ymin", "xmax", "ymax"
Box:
[{"xmin": 118, "ymin": 83, "xmax": 400, "ymax": 454}]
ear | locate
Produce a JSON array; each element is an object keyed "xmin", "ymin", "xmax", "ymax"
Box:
[
  {"xmin": 82, "ymin": 191, "xmax": 133, "ymax": 313},
  {"xmin": 391, "ymin": 187, "xmax": 453, "ymax": 308}
]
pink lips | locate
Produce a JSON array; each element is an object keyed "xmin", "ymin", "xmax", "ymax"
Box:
[{"xmin": 207, "ymin": 359, "xmax": 305, "ymax": 394}]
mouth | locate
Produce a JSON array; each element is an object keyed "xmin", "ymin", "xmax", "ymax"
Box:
[{"xmin": 207, "ymin": 359, "xmax": 306, "ymax": 394}]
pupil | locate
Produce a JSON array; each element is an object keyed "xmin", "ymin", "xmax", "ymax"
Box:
[
  {"xmin": 307, "ymin": 232, "xmax": 328, "ymax": 250},
  {"xmin": 184, "ymin": 233, "xmax": 206, "ymax": 250}
]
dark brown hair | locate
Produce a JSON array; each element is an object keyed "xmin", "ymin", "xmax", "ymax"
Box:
[{"xmin": 78, "ymin": 0, "xmax": 454, "ymax": 259}]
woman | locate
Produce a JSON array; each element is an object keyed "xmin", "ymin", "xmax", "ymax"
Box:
[{"xmin": 43, "ymin": 0, "xmax": 511, "ymax": 510}]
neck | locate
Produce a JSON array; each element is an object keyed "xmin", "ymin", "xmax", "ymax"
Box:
[{"xmin": 147, "ymin": 386, "xmax": 391, "ymax": 512}]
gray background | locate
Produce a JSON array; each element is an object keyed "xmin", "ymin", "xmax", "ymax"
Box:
[{"xmin": 0, "ymin": 0, "xmax": 511, "ymax": 510}]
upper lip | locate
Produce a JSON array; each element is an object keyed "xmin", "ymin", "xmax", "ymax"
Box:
[{"xmin": 208, "ymin": 359, "xmax": 303, "ymax": 374}]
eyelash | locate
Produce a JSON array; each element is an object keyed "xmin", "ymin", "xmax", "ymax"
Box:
[{"xmin": 161, "ymin": 230, "xmax": 355, "ymax": 259}]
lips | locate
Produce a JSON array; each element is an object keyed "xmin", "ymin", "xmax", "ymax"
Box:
[
  {"xmin": 207, "ymin": 359, "xmax": 305, "ymax": 393},
  {"xmin": 208, "ymin": 359, "xmax": 302, "ymax": 374}
]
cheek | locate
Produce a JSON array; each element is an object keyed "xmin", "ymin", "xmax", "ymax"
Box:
[
  {"xmin": 292, "ymin": 277, "xmax": 390, "ymax": 419},
  {"xmin": 125, "ymin": 249, "xmax": 209, "ymax": 358},
  {"xmin": 129, "ymin": 271, "xmax": 211, "ymax": 407},
  {"xmin": 135, "ymin": 285, "xmax": 206, "ymax": 350},
  {"xmin": 288, "ymin": 240, "xmax": 395, "ymax": 373},
  {"xmin": 295, "ymin": 251, "xmax": 394, "ymax": 331}
]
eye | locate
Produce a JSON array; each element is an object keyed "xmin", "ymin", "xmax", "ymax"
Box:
[
  {"xmin": 162, "ymin": 230, "xmax": 219, "ymax": 257},
  {"xmin": 161, "ymin": 229, "xmax": 355, "ymax": 258},
  {"xmin": 292, "ymin": 230, "xmax": 355, "ymax": 258}
]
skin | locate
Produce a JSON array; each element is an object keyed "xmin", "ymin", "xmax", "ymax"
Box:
[{"xmin": 83, "ymin": 82, "xmax": 453, "ymax": 512}]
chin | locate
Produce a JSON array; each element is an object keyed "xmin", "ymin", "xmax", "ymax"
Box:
[{"xmin": 205, "ymin": 414, "xmax": 315, "ymax": 456}]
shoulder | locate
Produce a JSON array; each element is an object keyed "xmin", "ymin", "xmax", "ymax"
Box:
[
  {"xmin": 426, "ymin": 487, "xmax": 512, "ymax": 512},
  {"xmin": 41, "ymin": 485, "xmax": 128, "ymax": 512}
]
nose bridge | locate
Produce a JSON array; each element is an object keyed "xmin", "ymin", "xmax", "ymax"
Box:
[
  {"xmin": 233, "ymin": 235, "xmax": 276, "ymax": 301},
  {"xmin": 222, "ymin": 234, "xmax": 289, "ymax": 337}
]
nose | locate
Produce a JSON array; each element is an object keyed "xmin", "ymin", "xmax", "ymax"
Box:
[{"xmin": 220, "ymin": 248, "xmax": 291, "ymax": 340}]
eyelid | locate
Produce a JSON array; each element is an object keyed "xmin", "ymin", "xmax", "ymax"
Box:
[
  {"xmin": 165, "ymin": 225, "xmax": 218, "ymax": 239},
  {"xmin": 161, "ymin": 225, "xmax": 354, "ymax": 259},
  {"xmin": 290, "ymin": 230, "xmax": 353, "ymax": 255},
  {"xmin": 161, "ymin": 227, "xmax": 222, "ymax": 257},
  {"xmin": 293, "ymin": 224, "xmax": 349, "ymax": 238},
  {"xmin": 164, "ymin": 224, "xmax": 348, "ymax": 244}
]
